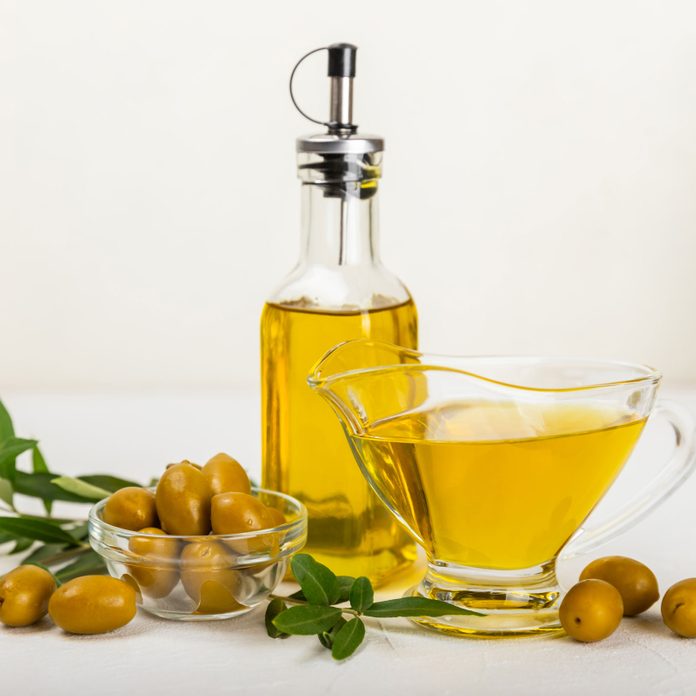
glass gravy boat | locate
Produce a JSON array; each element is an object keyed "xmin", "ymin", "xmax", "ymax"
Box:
[{"xmin": 308, "ymin": 340, "xmax": 696, "ymax": 636}]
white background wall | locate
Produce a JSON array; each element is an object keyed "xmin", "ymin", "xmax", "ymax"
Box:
[{"xmin": 1, "ymin": 0, "xmax": 695, "ymax": 389}]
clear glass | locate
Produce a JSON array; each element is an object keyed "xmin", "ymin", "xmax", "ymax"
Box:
[
  {"xmin": 309, "ymin": 340, "xmax": 696, "ymax": 636},
  {"xmin": 266, "ymin": 158, "xmax": 412, "ymax": 311},
  {"xmin": 261, "ymin": 160, "xmax": 419, "ymax": 584},
  {"xmin": 89, "ymin": 488, "xmax": 307, "ymax": 621}
]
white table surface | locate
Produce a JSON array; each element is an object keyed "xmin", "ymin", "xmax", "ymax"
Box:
[{"xmin": 2, "ymin": 387, "xmax": 696, "ymax": 696}]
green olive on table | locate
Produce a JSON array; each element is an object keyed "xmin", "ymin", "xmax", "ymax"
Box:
[
  {"xmin": 156, "ymin": 461, "xmax": 211, "ymax": 535},
  {"xmin": 580, "ymin": 556, "xmax": 659, "ymax": 616},
  {"xmin": 180, "ymin": 540, "xmax": 243, "ymax": 614},
  {"xmin": 202, "ymin": 453, "xmax": 251, "ymax": 496},
  {"xmin": 0, "ymin": 565, "xmax": 57, "ymax": 627},
  {"xmin": 128, "ymin": 527, "xmax": 181, "ymax": 598},
  {"xmin": 662, "ymin": 578, "xmax": 696, "ymax": 638},
  {"xmin": 103, "ymin": 487, "xmax": 158, "ymax": 531},
  {"xmin": 48, "ymin": 576, "xmax": 137, "ymax": 634},
  {"xmin": 559, "ymin": 579, "xmax": 624, "ymax": 642}
]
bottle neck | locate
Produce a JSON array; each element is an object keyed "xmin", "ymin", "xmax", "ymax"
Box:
[{"xmin": 300, "ymin": 182, "xmax": 380, "ymax": 267}]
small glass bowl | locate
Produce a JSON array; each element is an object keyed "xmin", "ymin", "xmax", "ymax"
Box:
[{"xmin": 88, "ymin": 487, "xmax": 307, "ymax": 621}]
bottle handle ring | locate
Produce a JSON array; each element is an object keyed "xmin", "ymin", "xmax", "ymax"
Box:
[{"xmin": 289, "ymin": 46, "xmax": 331, "ymax": 127}]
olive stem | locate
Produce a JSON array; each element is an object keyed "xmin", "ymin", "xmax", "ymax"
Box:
[
  {"xmin": 268, "ymin": 593, "xmax": 360, "ymax": 617},
  {"xmin": 268, "ymin": 594, "xmax": 312, "ymax": 607},
  {"xmin": 35, "ymin": 546, "xmax": 90, "ymax": 566},
  {"xmin": 19, "ymin": 513, "xmax": 83, "ymax": 524}
]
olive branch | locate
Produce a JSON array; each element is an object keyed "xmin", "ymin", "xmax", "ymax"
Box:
[
  {"xmin": 265, "ymin": 554, "xmax": 480, "ymax": 660},
  {"xmin": 0, "ymin": 398, "xmax": 140, "ymax": 582}
]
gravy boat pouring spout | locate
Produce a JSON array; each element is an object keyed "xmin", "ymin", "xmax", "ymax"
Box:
[{"xmin": 308, "ymin": 339, "xmax": 696, "ymax": 637}]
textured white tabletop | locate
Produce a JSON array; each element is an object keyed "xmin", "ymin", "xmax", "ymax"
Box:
[{"xmin": 2, "ymin": 388, "xmax": 696, "ymax": 696}]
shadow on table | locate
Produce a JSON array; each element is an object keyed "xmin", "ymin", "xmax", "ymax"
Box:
[
  {"xmin": 1, "ymin": 614, "xmax": 152, "ymax": 640},
  {"xmin": 628, "ymin": 611, "xmax": 670, "ymax": 638}
]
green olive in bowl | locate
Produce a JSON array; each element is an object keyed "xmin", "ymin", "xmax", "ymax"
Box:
[
  {"xmin": 128, "ymin": 527, "xmax": 181, "ymax": 598},
  {"xmin": 202, "ymin": 453, "xmax": 251, "ymax": 496},
  {"xmin": 103, "ymin": 487, "xmax": 158, "ymax": 531},
  {"xmin": 156, "ymin": 461, "xmax": 211, "ymax": 535},
  {"xmin": 180, "ymin": 540, "xmax": 243, "ymax": 614}
]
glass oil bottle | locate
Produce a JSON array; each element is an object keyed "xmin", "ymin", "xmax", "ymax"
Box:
[{"xmin": 261, "ymin": 44, "xmax": 418, "ymax": 584}]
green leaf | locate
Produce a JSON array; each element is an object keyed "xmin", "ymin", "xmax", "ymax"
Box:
[
  {"xmin": 0, "ymin": 438, "xmax": 37, "ymax": 481},
  {"xmin": 79, "ymin": 475, "xmax": 141, "ymax": 493},
  {"xmin": 291, "ymin": 554, "xmax": 340, "ymax": 606},
  {"xmin": 13, "ymin": 472, "xmax": 140, "ymax": 506},
  {"xmin": 349, "ymin": 576, "xmax": 374, "ymax": 612},
  {"xmin": 51, "ymin": 476, "xmax": 111, "ymax": 501},
  {"xmin": 0, "ymin": 516, "xmax": 79, "ymax": 545},
  {"xmin": 363, "ymin": 597, "xmax": 482, "ymax": 618},
  {"xmin": 31, "ymin": 447, "xmax": 52, "ymax": 513},
  {"xmin": 265, "ymin": 598, "xmax": 289, "ymax": 639},
  {"xmin": 0, "ymin": 477, "xmax": 13, "ymax": 507},
  {"xmin": 331, "ymin": 617, "xmax": 365, "ymax": 660},
  {"xmin": 0, "ymin": 399, "xmax": 15, "ymax": 441},
  {"xmin": 67, "ymin": 522, "xmax": 89, "ymax": 542},
  {"xmin": 9, "ymin": 537, "xmax": 34, "ymax": 554},
  {"xmin": 31, "ymin": 446, "xmax": 49, "ymax": 473},
  {"xmin": 22, "ymin": 543, "xmax": 65, "ymax": 565},
  {"xmin": 13, "ymin": 513, "xmax": 76, "ymax": 525},
  {"xmin": 0, "ymin": 402, "xmax": 18, "ymax": 486},
  {"xmin": 288, "ymin": 566, "xmax": 354, "ymax": 605},
  {"xmin": 318, "ymin": 616, "xmax": 346, "ymax": 649},
  {"xmin": 54, "ymin": 550, "xmax": 105, "ymax": 582},
  {"xmin": 272, "ymin": 605, "xmax": 342, "ymax": 635},
  {"xmin": 14, "ymin": 471, "xmax": 95, "ymax": 503},
  {"xmin": 0, "ymin": 438, "xmax": 37, "ymax": 457},
  {"xmin": 336, "ymin": 575, "xmax": 356, "ymax": 603}
]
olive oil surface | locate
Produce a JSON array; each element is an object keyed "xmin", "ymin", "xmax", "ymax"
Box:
[
  {"xmin": 261, "ymin": 299, "xmax": 418, "ymax": 583},
  {"xmin": 350, "ymin": 401, "xmax": 646, "ymax": 570}
]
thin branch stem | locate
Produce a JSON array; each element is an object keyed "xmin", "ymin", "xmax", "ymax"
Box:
[
  {"xmin": 268, "ymin": 594, "xmax": 307, "ymax": 607},
  {"xmin": 268, "ymin": 593, "xmax": 360, "ymax": 617},
  {"xmin": 16, "ymin": 513, "xmax": 82, "ymax": 524},
  {"xmin": 29, "ymin": 545, "xmax": 90, "ymax": 566}
]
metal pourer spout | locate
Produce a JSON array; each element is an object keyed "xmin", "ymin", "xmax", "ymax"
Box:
[
  {"xmin": 292, "ymin": 43, "xmax": 384, "ymax": 197},
  {"xmin": 327, "ymin": 43, "xmax": 357, "ymax": 133}
]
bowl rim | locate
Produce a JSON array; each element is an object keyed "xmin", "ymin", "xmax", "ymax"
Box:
[{"xmin": 88, "ymin": 486, "xmax": 307, "ymax": 542}]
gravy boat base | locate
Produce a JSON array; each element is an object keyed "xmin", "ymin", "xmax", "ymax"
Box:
[{"xmin": 409, "ymin": 560, "xmax": 563, "ymax": 636}]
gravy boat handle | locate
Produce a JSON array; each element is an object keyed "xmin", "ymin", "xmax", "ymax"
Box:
[{"xmin": 561, "ymin": 400, "xmax": 696, "ymax": 559}]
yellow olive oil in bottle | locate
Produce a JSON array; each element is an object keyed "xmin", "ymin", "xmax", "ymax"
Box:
[{"xmin": 261, "ymin": 44, "xmax": 418, "ymax": 583}]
